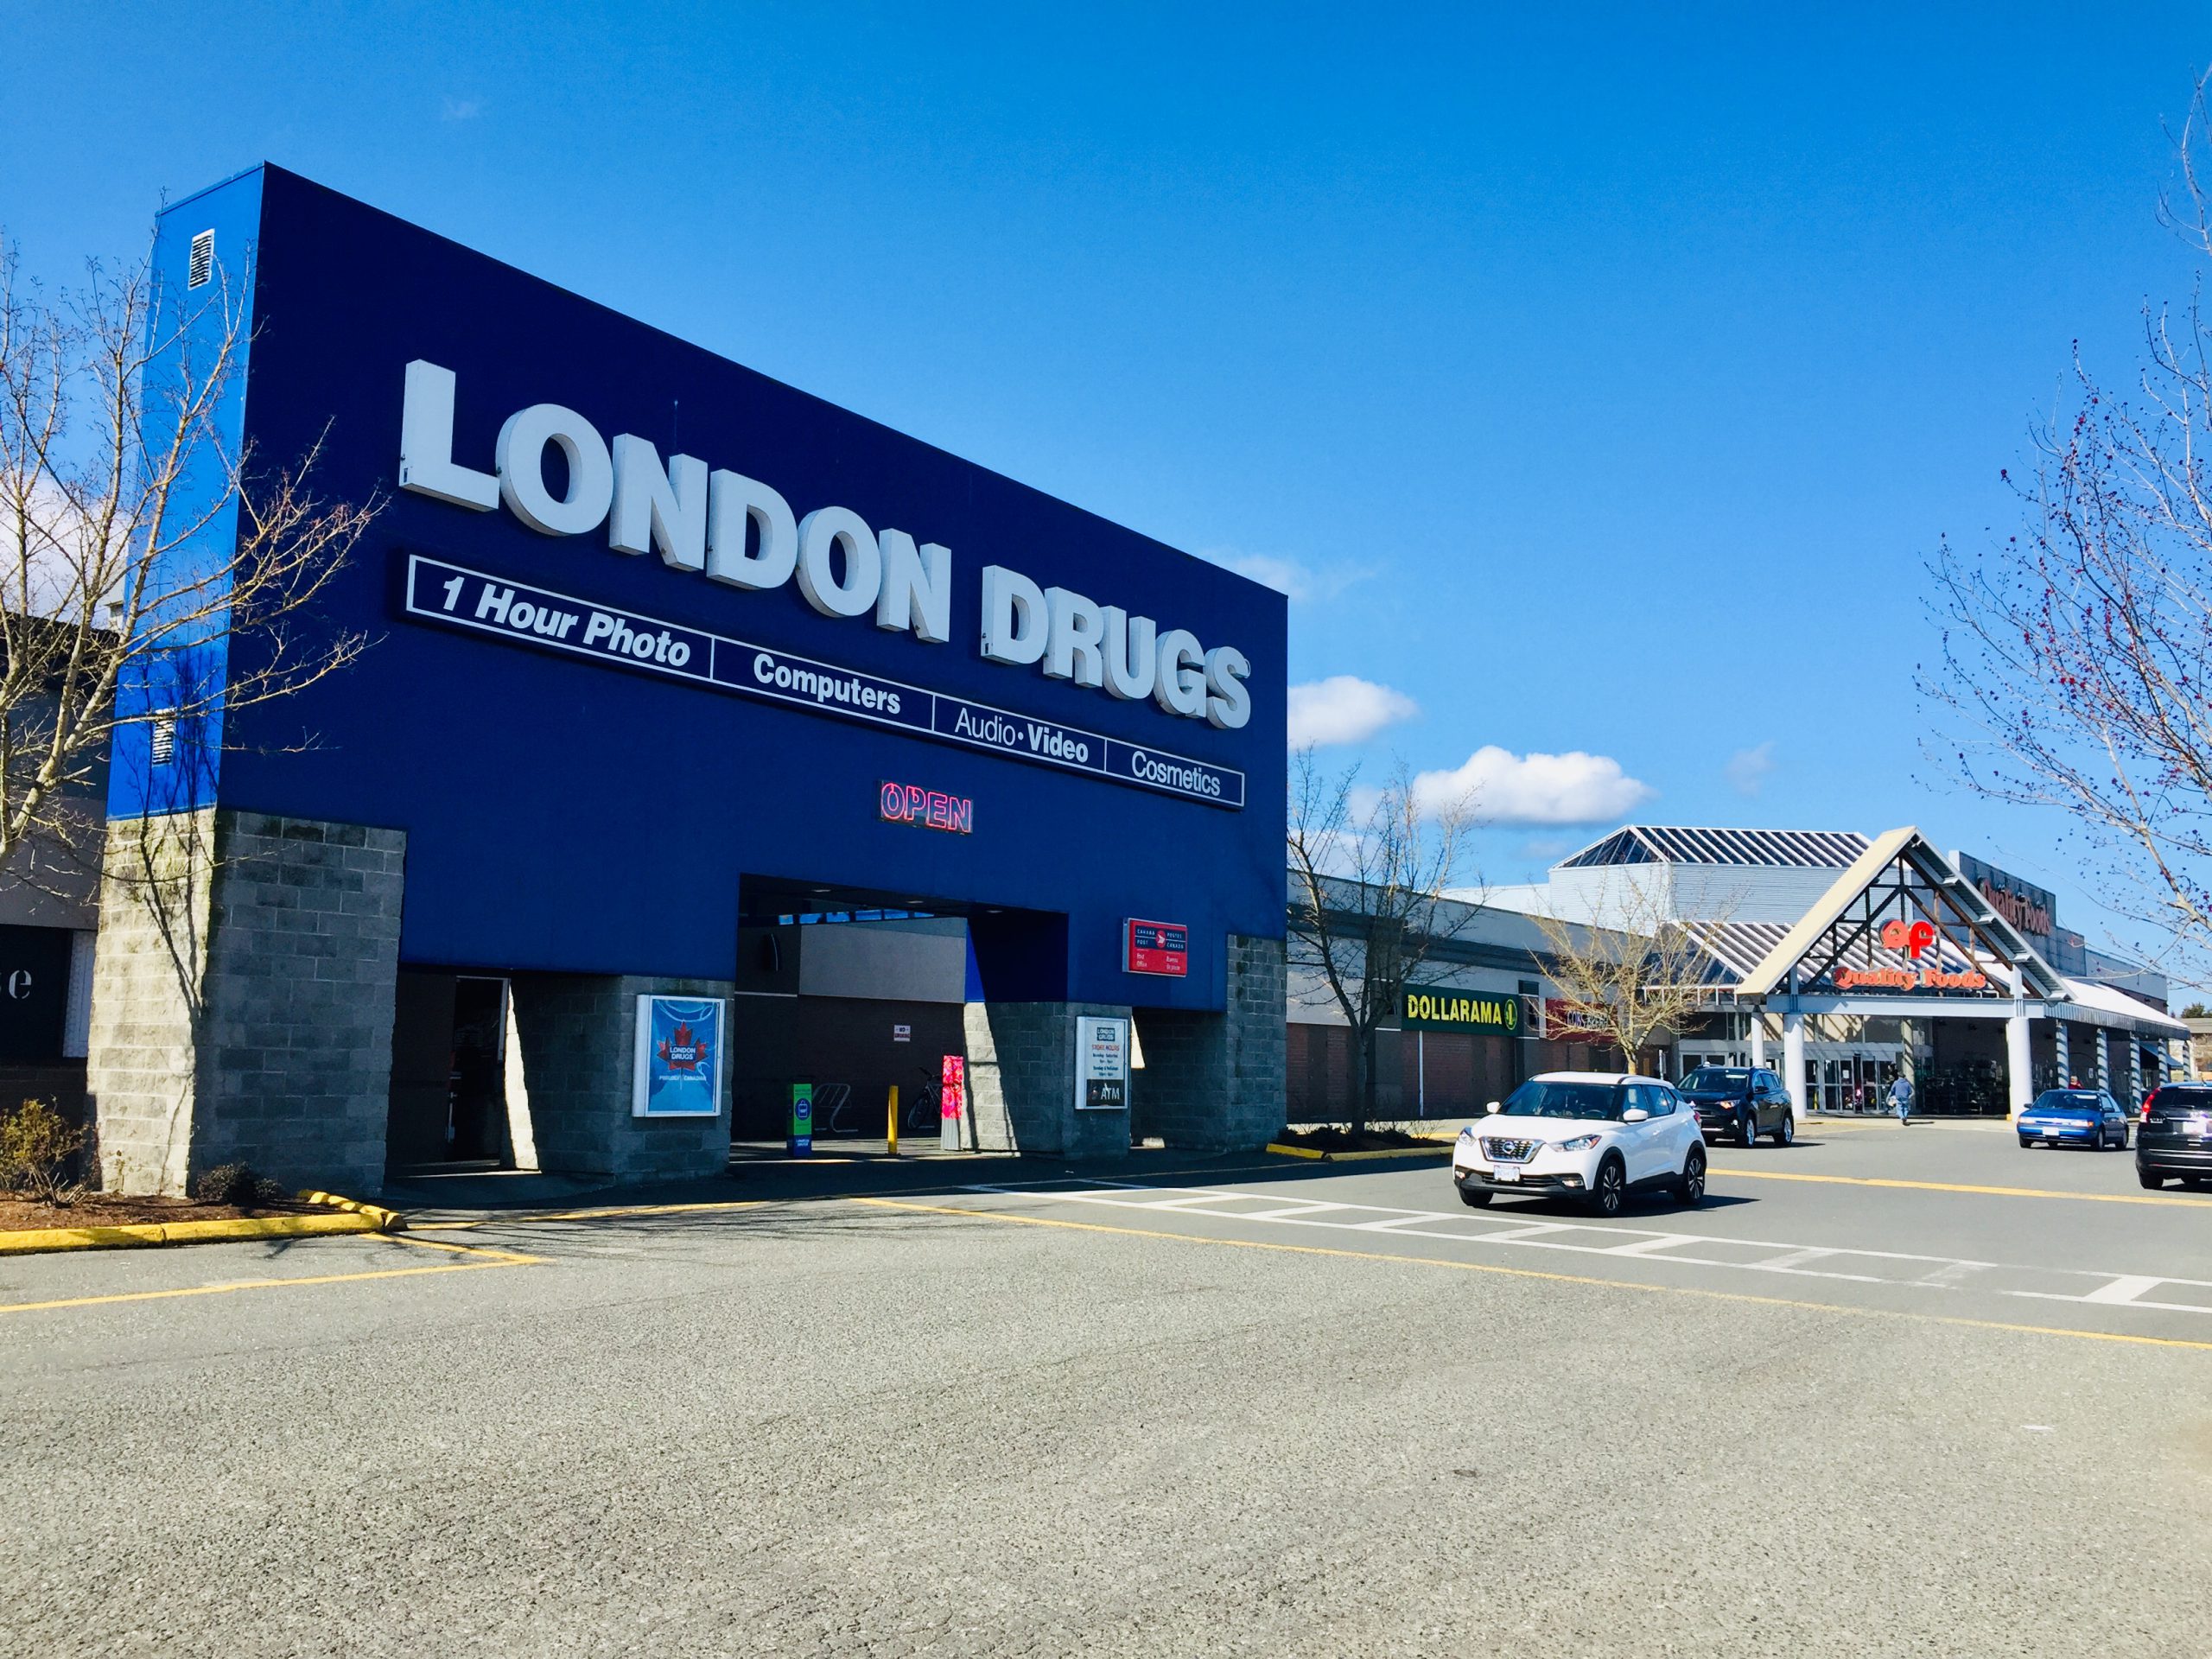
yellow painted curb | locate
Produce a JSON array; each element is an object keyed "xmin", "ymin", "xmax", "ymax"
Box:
[
  {"xmin": 1264, "ymin": 1141, "xmax": 1454, "ymax": 1163},
  {"xmin": 0, "ymin": 1211, "xmax": 379, "ymax": 1255},
  {"xmin": 299, "ymin": 1191, "xmax": 408, "ymax": 1232}
]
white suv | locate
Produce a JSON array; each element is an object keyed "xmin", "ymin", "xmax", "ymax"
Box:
[{"xmin": 1452, "ymin": 1072, "xmax": 1707, "ymax": 1218}]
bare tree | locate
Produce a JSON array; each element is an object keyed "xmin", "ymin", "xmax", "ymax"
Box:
[
  {"xmin": 1285, "ymin": 748, "xmax": 1482, "ymax": 1135},
  {"xmin": 1530, "ymin": 875, "xmax": 1731, "ymax": 1075},
  {"xmin": 0, "ymin": 237, "xmax": 378, "ymax": 899},
  {"xmin": 1924, "ymin": 67, "xmax": 2212, "ymax": 976}
]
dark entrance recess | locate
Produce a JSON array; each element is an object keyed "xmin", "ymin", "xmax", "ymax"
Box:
[
  {"xmin": 385, "ymin": 971, "xmax": 511, "ymax": 1169},
  {"xmin": 0, "ymin": 924, "xmax": 72, "ymax": 1063},
  {"xmin": 730, "ymin": 874, "xmax": 1065, "ymax": 1147}
]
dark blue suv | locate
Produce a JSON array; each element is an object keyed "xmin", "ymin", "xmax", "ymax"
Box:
[{"xmin": 1677, "ymin": 1066, "xmax": 1796, "ymax": 1147}]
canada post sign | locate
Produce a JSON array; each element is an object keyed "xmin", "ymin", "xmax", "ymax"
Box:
[
  {"xmin": 1402, "ymin": 988, "xmax": 1524, "ymax": 1034},
  {"xmin": 404, "ymin": 556, "xmax": 1244, "ymax": 808}
]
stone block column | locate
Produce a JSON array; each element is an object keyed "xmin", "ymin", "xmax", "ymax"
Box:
[
  {"xmin": 508, "ymin": 975, "xmax": 735, "ymax": 1181},
  {"xmin": 1131, "ymin": 933, "xmax": 1286, "ymax": 1153},
  {"xmin": 87, "ymin": 810, "xmax": 406, "ymax": 1197},
  {"xmin": 961, "ymin": 1001, "xmax": 1132, "ymax": 1159}
]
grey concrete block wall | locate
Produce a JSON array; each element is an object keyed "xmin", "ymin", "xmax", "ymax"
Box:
[
  {"xmin": 87, "ymin": 810, "xmax": 405, "ymax": 1197},
  {"xmin": 962, "ymin": 1001, "xmax": 1134, "ymax": 1159},
  {"xmin": 1133, "ymin": 932, "xmax": 1287, "ymax": 1152},
  {"xmin": 509, "ymin": 975, "xmax": 735, "ymax": 1181},
  {"xmin": 1223, "ymin": 933, "xmax": 1288, "ymax": 1147}
]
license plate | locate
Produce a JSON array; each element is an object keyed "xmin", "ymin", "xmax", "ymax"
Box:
[{"xmin": 1492, "ymin": 1166, "xmax": 1521, "ymax": 1182}]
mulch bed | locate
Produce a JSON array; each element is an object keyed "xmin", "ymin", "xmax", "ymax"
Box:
[
  {"xmin": 1274, "ymin": 1126, "xmax": 1439, "ymax": 1154},
  {"xmin": 0, "ymin": 1194, "xmax": 331, "ymax": 1233}
]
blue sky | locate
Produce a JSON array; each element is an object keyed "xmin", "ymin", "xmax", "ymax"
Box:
[{"xmin": 4, "ymin": 3, "xmax": 2208, "ymax": 966}]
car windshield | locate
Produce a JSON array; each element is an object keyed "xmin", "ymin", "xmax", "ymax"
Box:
[
  {"xmin": 2030, "ymin": 1091, "xmax": 2101, "ymax": 1112},
  {"xmin": 1680, "ymin": 1068, "xmax": 1751, "ymax": 1093},
  {"xmin": 1499, "ymin": 1080, "xmax": 1627, "ymax": 1120},
  {"xmin": 2154, "ymin": 1088, "xmax": 2212, "ymax": 1107}
]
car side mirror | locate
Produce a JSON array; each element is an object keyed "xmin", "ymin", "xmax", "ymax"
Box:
[
  {"xmin": 1622, "ymin": 1107, "xmax": 1650, "ymax": 1123},
  {"xmin": 1484, "ymin": 1100, "xmax": 1503, "ymax": 1116}
]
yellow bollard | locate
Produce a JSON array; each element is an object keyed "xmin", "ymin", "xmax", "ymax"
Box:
[{"xmin": 887, "ymin": 1084, "xmax": 899, "ymax": 1157}]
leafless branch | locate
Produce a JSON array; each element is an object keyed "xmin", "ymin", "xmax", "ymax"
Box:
[
  {"xmin": 1529, "ymin": 875, "xmax": 1736, "ymax": 1074},
  {"xmin": 0, "ymin": 235, "xmax": 379, "ymax": 904},
  {"xmin": 1286, "ymin": 747, "xmax": 1487, "ymax": 1131}
]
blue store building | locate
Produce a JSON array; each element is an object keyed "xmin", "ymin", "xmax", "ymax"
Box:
[{"xmin": 89, "ymin": 166, "xmax": 1287, "ymax": 1196}]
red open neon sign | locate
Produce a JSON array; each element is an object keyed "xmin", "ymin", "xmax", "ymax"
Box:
[{"xmin": 879, "ymin": 780, "xmax": 974, "ymax": 835}]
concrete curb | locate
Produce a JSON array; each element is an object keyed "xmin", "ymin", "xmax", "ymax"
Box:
[
  {"xmin": 0, "ymin": 1211, "xmax": 380, "ymax": 1255},
  {"xmin": 299, "ymin": 1191, "xmax": 409, "ymax": 1232},
  {"xmin": 1264, "ymin": 1142, "xmax": 1455, "ymax": 1164},
  {"xmin": 0, "ymin": 1189, "xmax": 404, "ymax": 1256}
]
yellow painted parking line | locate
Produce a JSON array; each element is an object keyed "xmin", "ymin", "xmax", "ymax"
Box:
[
  {"xmin": 1707, "ymin": 1166, "xmax": 2203, "ymax": 1206},
  {"xmin": 851, "ymin": 1196, "xmax": 2212, "ymax": 1355},
  {"xmin": 0, "ymin": 1232, "xmax": 541, "ymax": 1317},
  {"xmin": 413, "ymin": 1198, "xmax": 767, "ymax": 1231}
]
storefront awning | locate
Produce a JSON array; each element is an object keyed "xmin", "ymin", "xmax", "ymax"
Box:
[{"xmin": 2053, "ymin": 975, "xmax": 2188, "ymax": 1038}]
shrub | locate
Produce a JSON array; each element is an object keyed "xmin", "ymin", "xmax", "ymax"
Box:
[
  {"xmin": 191, "ymin": 1161, "xmax": 288, "ymax": 1208},
  {"xmin": 0, "ymin": 1099, "xmax": 87, "ymax": 1205}
]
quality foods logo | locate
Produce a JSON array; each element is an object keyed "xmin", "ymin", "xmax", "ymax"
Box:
[{"xmin": 1880, "ymin": 918, "xmax": 1936, "ymax": 959}]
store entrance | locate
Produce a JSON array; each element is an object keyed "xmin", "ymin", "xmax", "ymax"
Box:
[
  {"xmin": 385, "ymin": 971, "xmax": 514, "ymax": 1171},
  {"xmin": 728, "ymin": 874, "xmax": 1065, "ymax": 1157}
]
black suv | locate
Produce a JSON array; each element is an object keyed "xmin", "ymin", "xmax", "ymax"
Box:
[
  {"xmin": 1678, "ymin": 1065, "xmax": 1796, "ymax": 1147},
  {"xmin": 2136, "ymin": 1083, "xmax": 2212, "ymax": 1189}
]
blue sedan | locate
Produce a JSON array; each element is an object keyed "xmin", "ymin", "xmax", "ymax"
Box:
[{"xmin": 2017, "ymin": 1089, "xmax": 2132, "ymax": 1150}]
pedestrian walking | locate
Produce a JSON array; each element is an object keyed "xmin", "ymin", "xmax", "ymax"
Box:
[{"xmin": 1888, "ymin": 1072, "xmax": 1914, "ymax": 1126}]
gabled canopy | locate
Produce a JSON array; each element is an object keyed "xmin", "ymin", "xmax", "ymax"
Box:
[{"xmin": 1733, "ymin": 827, "xmax": 2064, "ymax": 1001}]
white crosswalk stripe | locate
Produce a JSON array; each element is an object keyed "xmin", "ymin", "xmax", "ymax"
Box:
[{"xmin": 970, "ymin": 1179, "xmax": 2212, "ymax": 1317}]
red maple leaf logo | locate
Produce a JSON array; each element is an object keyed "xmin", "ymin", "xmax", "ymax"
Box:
[{"xmin": 657, "ymin": 1020, "xmax": 707, "ymax": 1073}]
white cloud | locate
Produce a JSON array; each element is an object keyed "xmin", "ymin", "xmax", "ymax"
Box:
[
  {"xmin": 442, "ymin": 96, "xmax": 484, "ymax": 122},
  {"xmin": 1726, "ymin": 741, "xmax": 1777, "ymax": 797},
  {"xmin": 1201, "ymin": 548, "xmax": 1372, "ymax": 605},
  {"xmin": 1411, "ymin": 746, "xmax": 1656, "ymax": 826},
  {"xmin": 1287, "ymin": 676, "xmax": 1418, "ymax": 747}
]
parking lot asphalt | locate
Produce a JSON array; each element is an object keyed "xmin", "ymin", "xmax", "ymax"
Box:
[{"xmin": 5, "ymin": 1123, "xmax": 2210, "ymax": 1657}]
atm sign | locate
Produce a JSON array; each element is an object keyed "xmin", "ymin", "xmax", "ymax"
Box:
[{"xmin": 1124, "ymin": 918, "xmax": 1189, "ymax": 977}]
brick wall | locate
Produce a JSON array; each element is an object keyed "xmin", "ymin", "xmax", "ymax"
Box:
[
  {"xmin": 87, "ymin": 810, "xmax": 405, "ymax": 1197},
  {"xmin": 962, "ymin": 1001, "xmax": 1134, "ymax": 1158},
  {"xmin": 1133, "ymin": 934, "xmax": 1287, "ymax": 1151},
  {"xmin": 509, "ymin": 975, "xmax": 734, "ymax": 1181},
  {"xmin": 1224, "ymin": 933, "xmax": 1287, "ymax": 1147}
]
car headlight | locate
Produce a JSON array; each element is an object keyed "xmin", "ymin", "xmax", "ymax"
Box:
[{"xmin": 1558, "ymin": 1134, "xmax": 1602, "ymax": 1152}]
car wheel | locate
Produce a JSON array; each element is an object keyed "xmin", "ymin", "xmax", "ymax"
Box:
[
  {"xmin": 1458, "ymin": 1184, "xmax": 1492, "ymax": 1208},
  {"xmin": 2140, "ymin": 1168, "xmax": 2165, "ymax": 1189},
  {"xmin": 1771, "ymin": 1112, "xmax": 1795, "ymax": 1147},
  {"xmin": 1677, "ymin": 1146, "xmax": 1707, "ymax": 1207},
  {"xmin": 1584, "ymin": 1156, "xmax": 1627, "ymax": 1217},
  {"xmin": 1739, "ymin": 1111, "xmax": 1758, "ymax": 1147},
  {"xmin": 2018, "ymin": 1136, "xmax": 2034, "ymax": 1149}
]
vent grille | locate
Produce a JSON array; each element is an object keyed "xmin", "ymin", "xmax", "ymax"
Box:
[
  {"xmin": 149, "ymin": 714, "xmax": 177, "ymax": 766},
  {"xmin": 188, "ymin": 230, "xmax": 214, "ymax": 289}
]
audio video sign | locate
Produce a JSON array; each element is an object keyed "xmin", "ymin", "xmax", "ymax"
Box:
[{"xmin": 396, "ymin": 363, "xmax": 1250, "ymax": 809}]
